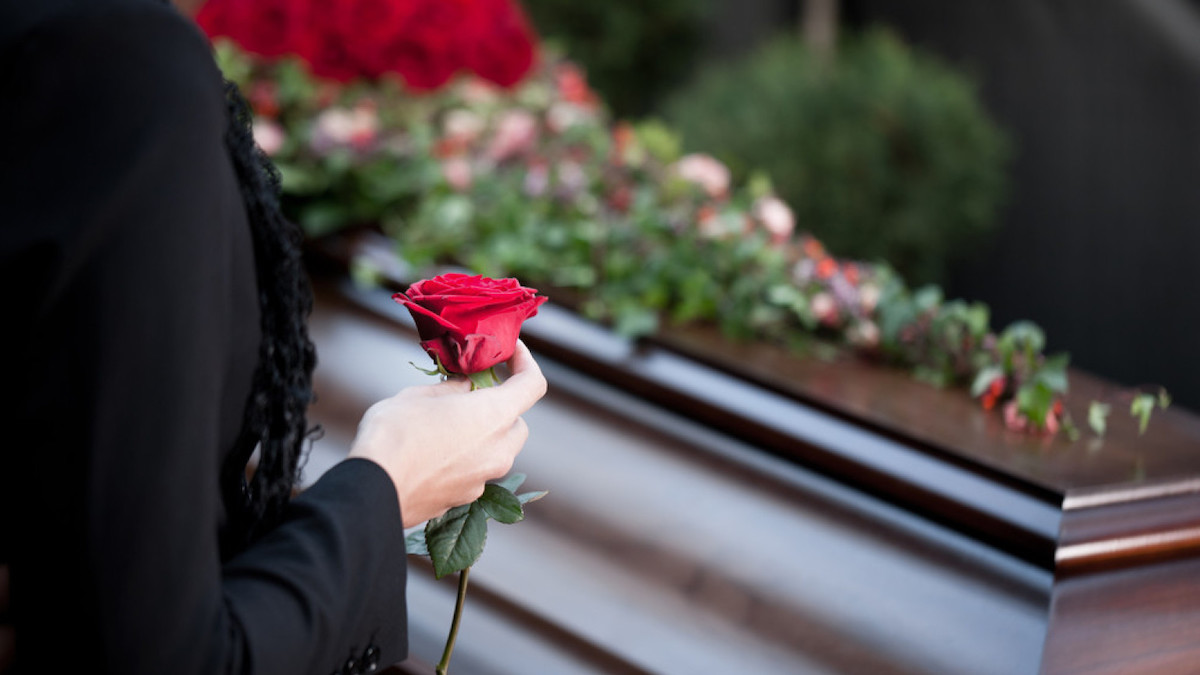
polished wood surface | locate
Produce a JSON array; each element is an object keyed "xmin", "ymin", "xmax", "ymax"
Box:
[
  {"xmin": 1041, "ymin": 555, "xmax": 1200, "ymax": 674},
  {"xmin": 306, "ymin": 277, "xmax": 1050, "ymax": 674},
  {"xmin": 303, "ymin": 238, "xmax": 1200, "ymax": 673},
  {"xmin": 305, "ymin": 232, "xmax": 1200, "ymax": 574}
]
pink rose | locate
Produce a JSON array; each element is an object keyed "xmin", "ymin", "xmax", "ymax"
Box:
[
  {"xmin": 252, "ymin": 118, "xmax": 286, "ymax": 156},
  {"xmin": 486, "ymin": 110, "xmax": 539, "ymax": 162},
  {"xmin": 753, "ymin": 196, "xmax": 795, "ymax": 245},
  {"xmin": 811, "ymin": 291, "xmax": 840, "ymax": 327},
  {"xmin": 442, "ymin": 157, "xmax": 473, "ymax": 191},
  {"xmin": 674, "ymin": 153, "xmax": 730, "ymax": 199}
]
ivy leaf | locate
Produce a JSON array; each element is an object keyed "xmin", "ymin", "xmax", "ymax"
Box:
[
  {"xmin": 1033, "ymin": 353, "xmax": 1070, "ymax": 394},
  {"xmin": 425, "ymin": 503, "xmax": 488, "ymax": 578},
  {"xmin": 971, "ymin": 365, "xmax": 1005, "ymax": 398},
  {"xmin": 1088, "ymin": 401, "xmax": 1111, "ymax": 436},
  {"xmin": 1000, "ymin": 320, "xmax": 1046, "ymax": 354},
  {"xmin": 478, "ymin": 484, "xmax": 524, "ymax": 525},
  {"xmin": 1017, "ymin": 381, "xmax": 1055, "ymax": 426},
  {"xmin": 1131, "ymin": 394, "xmax": 1156, "ymax": 435},
  {"xmin": 405, "ymin": 528, "xmax": 429, "ymax": 557}
]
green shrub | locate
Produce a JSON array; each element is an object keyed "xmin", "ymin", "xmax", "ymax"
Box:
[
  {"xmin": 522, "ymin": 0, "xmax": 709, "ymax": 117},
  {"xmin": 663, "ymin": 28, "xmax": 1010, "ymax": 284}
]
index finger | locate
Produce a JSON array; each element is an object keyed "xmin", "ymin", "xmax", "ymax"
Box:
[{"xmin": 481, "ymin": 340, "xmax": 547, "ymax": 416}]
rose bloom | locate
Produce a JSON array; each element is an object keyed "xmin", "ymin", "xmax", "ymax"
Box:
[
  {"xmin": 442, "ymin": 157, "xmax": 473, "ymax": 191},
  {"xmin": 461, "ymin": 0, "xmax": 538, "ymax": 88},
  {"xmin": 859, "ymin": 282, "xmax": 882, "ymax": 314},
  {"xmin": 443, "ymin": 109, "xmax": 486, "ymax": 145},
  {"xmin": 252, "ymin": 118, "xmax": 286, "ymax": 156},
  {"xmin": 674, "ymin": 153, "xmax": 730, "ymax": 199},
  {"xmin": 546, "ymin": 102, "xmax": 594, "ymax": 134},
  {"xmin": 847, "ymin": 319, "xmax": 880, "ymax": 350},
  {"xmin": 554, "ymin": 62, "xmax": 596, "ymax": 107},
  {"xmin": 753, "ymin": 196, "xmax": 795, "ymax": 245},
  {"xmin": 310, "ymin": 106, "xmax": 379, "ymax": 153},
  {"xmin": 393, "ymin": 273, "xmax": 547, "ymax": 375},
  {"xmin": 1003, "ymin": 401, "xmax": 1028, "ymax": 432},
  {"xmin": 810, "ymin": 291, "xmax": 840, "ymax": 327},
  {"xmin": 486, "ymin": 110, "xmax": 539, "ymax": 162},
  {"xmin": 198, "ymin": 0, "xmax": 310, "ymax": 58}
]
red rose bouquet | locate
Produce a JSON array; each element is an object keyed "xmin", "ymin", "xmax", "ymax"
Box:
[
  {"xmin": 196, "ymin": 0, "xmax": 538, "ymax": 89},
  {"xmin": 393, "ymin": 272, "xmax": 547, "ymax": 675}
]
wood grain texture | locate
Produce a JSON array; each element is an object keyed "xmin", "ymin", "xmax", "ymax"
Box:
[{"xmin": 1041, "ymin": 555, "xmax": 1200, "ymax": 674}]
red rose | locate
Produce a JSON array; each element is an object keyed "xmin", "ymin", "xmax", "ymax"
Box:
[
  {"xmin": 198, "ymin": 0, "xmax": 312, "ymax": 58},
  {"xmin": 376, "ymin": 0, "xmax": 467, "ymax": 91},
  {"xmin": 462, "ymin": 0, "xmax": 537, "ymax": 88},
  {"xmin": 393, "ymin": 273, "xmax": 547, "ymax": 375}
]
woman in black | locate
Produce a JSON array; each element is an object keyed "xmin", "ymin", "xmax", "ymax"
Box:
[{"xmin": 0, "ymin": 1, "xmax": 546, "ymax": 673}]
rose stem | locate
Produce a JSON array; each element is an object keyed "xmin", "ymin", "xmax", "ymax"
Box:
[{"xmin": 435, "ymin": 566, "xmax": 471, "ymax": 675}]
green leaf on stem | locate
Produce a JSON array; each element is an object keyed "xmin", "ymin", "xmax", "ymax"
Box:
[
  {"xmin": 492, "ymin": 473, "xmax": 527, "ymax": 493},
  {"xmin": 517, "ymin": 490, "xmax": 549, "ymax": 505},
  {"xmin": 425, "ymin": 503, "xmax": 489, "ymax": 579},
  {"xmin": 1088, "ymin": 401, "xmax": 1111, "ymax": 436},
  {"xmin": 405, "ymin": 529, "xmax": 429, "ymax": 557},
  {"xmin": 478, "ymin": 484, "xmax": 524, "ymax": 524},
  {"xmin": 1158, "ymin": 388, "xmax": 1172, "ymax": 410},
  {"xmin": 1131, "ymin": 394, "xmax": 1156, "ymax": 435}
]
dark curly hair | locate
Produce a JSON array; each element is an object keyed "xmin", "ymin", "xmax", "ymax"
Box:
[{"xmin": 219, "ymin": 80, "xmax": 318, "ymax": 550}]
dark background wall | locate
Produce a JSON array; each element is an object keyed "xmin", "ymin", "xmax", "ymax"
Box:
[
  {"xmin": 700, "ymin": 0, "xmax": 1200, "ymax": 410},
  {"xmin": 842, "ymin": 0, "xmax": 1200, "ymax": 411}
]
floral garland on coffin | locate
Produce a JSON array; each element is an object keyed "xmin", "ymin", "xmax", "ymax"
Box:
[{"xmin": 196, "ymin": 0, "xmax": 1167, "ymax": 439}]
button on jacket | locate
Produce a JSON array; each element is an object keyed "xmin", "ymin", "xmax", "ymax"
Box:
[{"xmin": 0, "ymin": 1, "xmax": 408, "ymax": 672}]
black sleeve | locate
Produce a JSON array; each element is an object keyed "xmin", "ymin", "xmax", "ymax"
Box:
[{"xmin": 0, "ymin": 2, "xmax": 406, "ymax": 673}]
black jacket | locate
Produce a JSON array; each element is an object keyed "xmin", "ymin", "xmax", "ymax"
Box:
[{"xmin": 0, "ymin": 1, "xmax": 407, "ymax": 672}]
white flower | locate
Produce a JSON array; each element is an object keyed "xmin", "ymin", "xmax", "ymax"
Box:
[
  {"xmin": 252, "ymin": 118, "xmax": 285, "ymax": 156},
  {"xmin": 811, "ymin": 291, "xmax": 839, "ymax": 326},
  {"xmin": 859, "ymin": 282, "xmax": 881, "ymax": 314},
  {"xmin": 546, "ymin": 102, "xmax": 593, "ymax": 133},
  {"xmin": 848, "ymin": 320, "xmax": 880, "ymax": 349},
  {"xmin": 753, "ymin": 196, "xmax": 795, "ymax": 244},
  {"xmin": 674, "ymin": 153, "xmax": 730, "ymax": 199},
  {"xmin": 443, "ymin": 109, "xmax": 485, "ymax": 145}
]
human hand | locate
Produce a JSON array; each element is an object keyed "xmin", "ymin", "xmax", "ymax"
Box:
[{"xmin": 348, "ymin": 340, "xmax": 547, "ymax": 528}]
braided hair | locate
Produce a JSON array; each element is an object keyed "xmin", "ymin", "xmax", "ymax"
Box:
[{"xmin": 220, "ymin": 80, "xmax": 318, "ymax": 546}]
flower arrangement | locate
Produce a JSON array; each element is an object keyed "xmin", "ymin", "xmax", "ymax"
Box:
[{"xmin": 198, "ymin": 1, "xmax": 1167, "ymax": 439}]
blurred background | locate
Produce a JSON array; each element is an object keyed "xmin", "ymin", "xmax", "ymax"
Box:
[{"xmin": 523, "ymin": 0, "xmax": 1200, "ymax": 410}]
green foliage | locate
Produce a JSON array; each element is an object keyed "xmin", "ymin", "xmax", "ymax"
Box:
[
  {"xmin": 214, "ymin": 40, "xmax": 1165, "ymax": 442},
  {"xmin": 522, "ymin": 0, "xmax": 710, "ymax": 117},
  {"xmin": 409, "ymin": 476, "xmax": 545, "ymax": 578},
  {"xmin": 664, "ymin": 29, "xmax": 1010, "ymax": 284}
]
